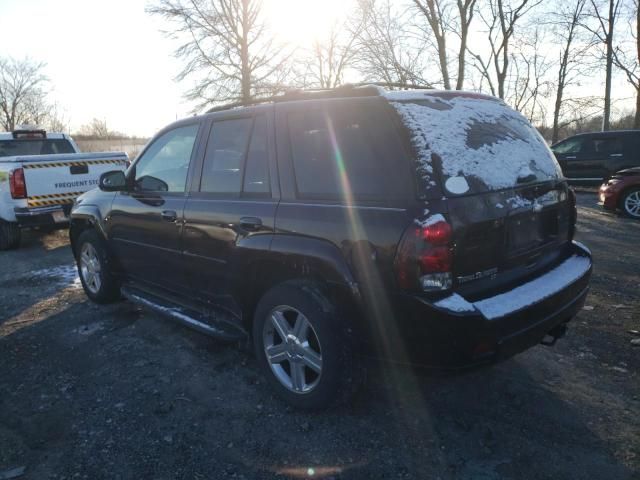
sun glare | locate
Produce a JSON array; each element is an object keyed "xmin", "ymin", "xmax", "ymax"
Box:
[{"xmin": 264, "ymin": 0, "xmax": 354, "ymax": 46}]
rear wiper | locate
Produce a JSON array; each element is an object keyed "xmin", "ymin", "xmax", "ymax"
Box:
[{"xmin": 517, "ymin": 173, "xmax": 536, "ymax": 184}]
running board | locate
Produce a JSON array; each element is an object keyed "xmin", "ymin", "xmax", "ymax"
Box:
[{"xmin": 121, "ymin": 286, "xmax": 245, "ymax": 342}]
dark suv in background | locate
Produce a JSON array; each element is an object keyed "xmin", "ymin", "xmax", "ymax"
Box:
[
  {"xmin": 70, "ymin": 86, "xmax": 592, "ymax": 409},
  {"xmin": 551, "ymin": 130, "xmax": 640, "ymax": 183}
]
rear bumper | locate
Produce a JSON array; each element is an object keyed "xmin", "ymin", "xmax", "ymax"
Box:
[
  {"xmin": 14, "ymin": 205, "xmax": 71, "ymax": 228},
  {"xmin": 384, "ymin": 241, "xmax": 592, "ymax": 368}
]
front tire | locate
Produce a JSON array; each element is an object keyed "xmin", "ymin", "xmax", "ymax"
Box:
[
  {"xmin": 620, "ymin": 187, "xmax": 640, "ymax": 219},
  {"xmin": 0, "ymin": 221, "xmax": 21, "ymax": 250},
  {"xmin": 252, "ymin": 280, "xmax": 359, "ymax": 410},
  {"xmin": 75, "ymin": 230, "xmax": 120, "ymax": 303}
]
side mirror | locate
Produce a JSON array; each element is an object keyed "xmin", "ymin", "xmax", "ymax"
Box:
[
  {"xmin": 136, "ymin": 175, "xmax": 169, "ymax": 192},
  {"xmin": 99, "ymin": 170, "xmax": 127, "ymax": 191}
]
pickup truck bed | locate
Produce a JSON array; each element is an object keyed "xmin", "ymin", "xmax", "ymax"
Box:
[{"xmin": 1, "ymin": 151, "xmax": 128, "ymax": 248}]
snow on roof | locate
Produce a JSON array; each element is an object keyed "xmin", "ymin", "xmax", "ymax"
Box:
[
  {"xmin": 382, "ymin": 89, "xmax": 498, "ymax": 102},
  {"xmin": 386, "ymin": 91, "xmax": 562, "ymax": 193}
]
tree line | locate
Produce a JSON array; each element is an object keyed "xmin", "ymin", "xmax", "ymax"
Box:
[
  {"xmin": 0, "ymin": 59, "xmax": 140, "ymax": 141},
  {"xmin": 148, "ymin": 0, "xmax": 639, "ymax": 142},
  {"xmin": 1, "ymin": 0, "xmax": 637, "ymax": 143}
]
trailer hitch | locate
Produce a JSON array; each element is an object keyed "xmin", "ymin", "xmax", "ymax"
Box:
[{"xmin": 541, "ymin": 323, "xmax": 568, "ymax": 347}]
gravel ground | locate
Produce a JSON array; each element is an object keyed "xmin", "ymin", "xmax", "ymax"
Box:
[{"xmin": 0, "ymin": 193, "xmax": 638, "ymax": 480}]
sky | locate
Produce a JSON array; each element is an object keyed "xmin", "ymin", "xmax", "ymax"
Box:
[
  {"xmin": 0, "ymin": 0, "xmax": 635, "ymax": 137},
  {"xmin": 0, "ymin": 0, "xmax": 192, "ymax": 136},
  {"xmin": 0, "ymin": 0, "xmax": 351, "ymax": 137}
]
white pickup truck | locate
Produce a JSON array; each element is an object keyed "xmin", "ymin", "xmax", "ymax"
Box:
[{"xmin": 0, "ymin": 127, "xmax": 128, "ymax": 249}]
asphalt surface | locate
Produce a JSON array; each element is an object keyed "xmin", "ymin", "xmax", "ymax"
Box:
[{"xmin": 0, "ymin": 193, "xmax": 638, "ymax": 480}]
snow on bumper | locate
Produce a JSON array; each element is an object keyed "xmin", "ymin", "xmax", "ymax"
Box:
[{"xmin": 435, "ymin": 243, "xmax": 592, "ymax": 320}]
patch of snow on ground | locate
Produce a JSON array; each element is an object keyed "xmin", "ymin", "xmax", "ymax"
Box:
[
  {"xmin": 34, "ymin": 264, "xmax": 81, "ymax": 288},
  {"xmin": 389, "ymin": 94, "xmax": 562, "ymax": 192},
  {"xmin": 474, "ymin": 255, "xmax": 591, "ymax": 319}
]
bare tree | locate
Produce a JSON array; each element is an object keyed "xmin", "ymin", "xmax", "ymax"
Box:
[
  {"xmin": 583, "ymin": 0, "xmax": 623, "ymax": 130},
  {"xmin": 547, "ymin": 0, "xmax": 595, "ymax": 143},
  {"xmin": 301, "ymin": 19, "xmax": 362, "ymax": 89},
  {"xmin": 508, "ymin": 29, "xmax": 553, "ymax": 123},
  {"xmin": 45, "ymin": 104, "xmax": 70, "ymax": 133},
  {"xmin": 79, "ymin": 118, "xmax": 110, "ymax": 138},
  {"xmin": 469, "ymin": 0, "xmax": 541, "ymax": 99},
  {"xmin": 612, "ymin": 0, "xmax": 639, "ymax": 128},
  {"xmin": 412, "ymin": 0, "xmax": 477, "ymax": 90},
  {"xmin": 0, "ymin": 57, "xmax": 49, "ymax": 131},
  {"xmin": 354, "ymin": 0, "xmax": 433, "ymax": 87},
  {"xmin": 148, "ymin": 0, "xmax": 291, "ymax": 109}
]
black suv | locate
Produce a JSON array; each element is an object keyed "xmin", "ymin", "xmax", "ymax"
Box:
[
  {"xmin": 551, "ymin": 130, "xmax": 640, "ymax": 183},
  {"xmin": 70, "ymin": 87, "xmax": 592, "ymax": 409}
]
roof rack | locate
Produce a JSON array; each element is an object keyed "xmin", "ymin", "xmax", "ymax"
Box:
[{"xmin": 205, "ymin": 82, "xmax": 433, "ymax": 113}]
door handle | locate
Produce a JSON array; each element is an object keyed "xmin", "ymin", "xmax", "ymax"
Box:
[
  {"xmin": 566, "ymin": 156, "xmax": 577, "ymax": 159},
  {"xmin": 239, "ymin": 216, "xmax": 263, "ymax": 230},
  {"xmin": 610, "ymin": 153, "xmax": 623, "ymax": 157},
  {"xmin": 161, "ymin": 210, "xmax": 177, "ymax": 222}
]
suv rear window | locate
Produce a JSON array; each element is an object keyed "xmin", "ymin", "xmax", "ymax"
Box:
[
  {"xmin": 287, "ymin": 102, "xmax": 410, "ymax": 202},
  {"xmin": 389, "ymin": 93, "xmax": 562, "ymax": 195},
  {"xmin": 0, "ymin": 139, "xmax": 76, "ymax": 157},
  {"xmin": 0, "ymin": 138, "xmax": 75, "ymax": 157}
]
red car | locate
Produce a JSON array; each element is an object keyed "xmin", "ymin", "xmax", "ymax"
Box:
[{"xmin": 599, "ymin": 167, "xmax": 640, "ymax": 218}]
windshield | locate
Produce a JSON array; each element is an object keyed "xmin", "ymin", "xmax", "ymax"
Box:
[
  {"xmin": 390, "ymin": 94, "xmax": 562, "ymax": 195},
  {"xmin": 0, "ymin": 138, "xmax": 76, "ymax": 157}
]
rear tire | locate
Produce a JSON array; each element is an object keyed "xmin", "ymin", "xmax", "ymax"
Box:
[
  {"xmin": 620, "ymin": 187, "xmax": 640, "ymax": 219},
  {"xmin": 0, "ymin": 221, "xmax": 21, "ymax": 250},
  {"xmin": 75, "ymin": 229, "xmax": 120, "ymax": 303},
  {"xmin": 252, "ymin": 280, "xmax": 360, "ymax": 410}
]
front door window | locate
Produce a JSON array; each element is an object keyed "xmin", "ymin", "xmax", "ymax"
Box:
[{"xmin": 134, "ymin": 124, "xmax": 199, "ymax": 193}]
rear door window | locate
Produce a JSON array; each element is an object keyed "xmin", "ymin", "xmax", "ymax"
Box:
[
  {"xmin": 200, "ymin": 115, "xmax": 270, "ymax": 196},
  {"xmin": 243, "ymin": 115, "xmax": 270, "ymax": 195},
  {"xmin": 593, "ymin": 137, "xmax": 623, "ymax": 155},
  {"xmin": 287, "ymin": 103, "xmax": 409, "ymax": 202}
]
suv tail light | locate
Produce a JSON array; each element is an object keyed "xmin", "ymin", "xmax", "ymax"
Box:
[
  {"xmin": 9, "ymin": 168, "xmax": 27, "ymax": 199},
  {"xmin": 568, "ymin": 188, "xmax": 577, "ymax": 240},
  {"xmin": 394, "ymin": 218, "xmax": 453, "ymax": 292}
]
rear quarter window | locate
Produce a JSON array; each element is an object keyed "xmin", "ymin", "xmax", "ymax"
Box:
[
  {"xmin": 287, "ymin": 101, "xmax": 411, "ymax": 203},
  {"xmin": 388, "ymin": 93, "xmax": 562, "ymax": 196}
]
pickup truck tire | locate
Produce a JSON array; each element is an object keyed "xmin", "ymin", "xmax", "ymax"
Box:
[
  {"xmin": 76, "ymin": 230, "xmax": 120, "ymax": 303},
  {"xmin": 253, "ymin": 280, "xmax": 360, "ymax": 410},
  {"xmin": 0, "ymin": 221, "xmax": 21, "ymax": 250}
]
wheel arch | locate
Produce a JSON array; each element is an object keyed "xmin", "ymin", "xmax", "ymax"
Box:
[
  {"xmin": 235, "ymin": 235, "xmax": 362, "ymax": 333},
  {"xmin": 69, "ymin": 204, "xmax": 108, "ymax": 257}
]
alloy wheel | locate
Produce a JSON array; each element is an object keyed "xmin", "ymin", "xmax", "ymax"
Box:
[
  {"xmin": 262, "ymin": 305, "xmax": 323, "ymax": 394},
  {"xmin": 624, "ymin": 190, "xmax": 640, "ymax": 218},
  {"xmin": 80, "ymin": 243, "xmax": 102, "ymax": 294}
]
